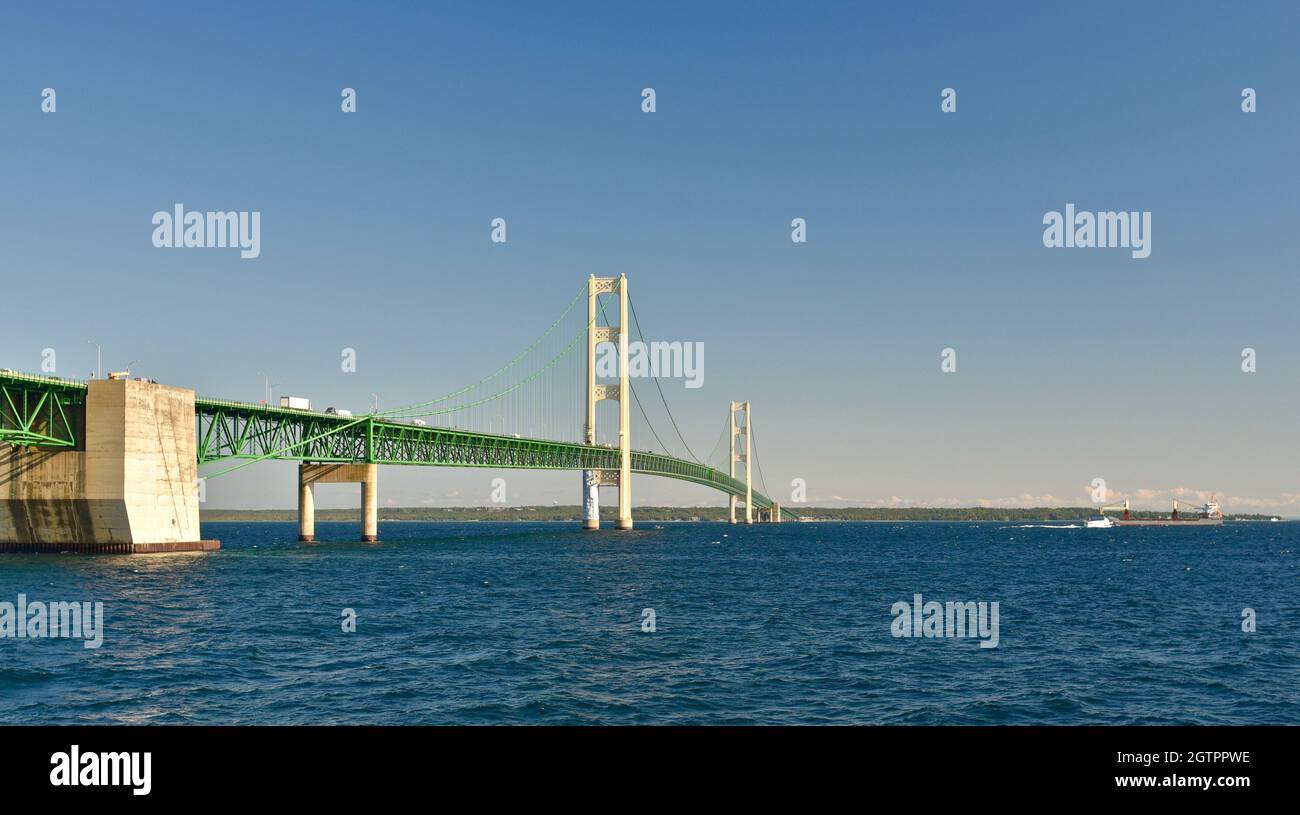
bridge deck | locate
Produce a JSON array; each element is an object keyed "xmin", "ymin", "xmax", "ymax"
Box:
[{"xmin": 0, "ymin": 371, "xmax": 795, "ymax": 519}]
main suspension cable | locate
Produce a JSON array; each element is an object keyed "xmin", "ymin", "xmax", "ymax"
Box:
[
  {"xmin": 627, "ymin": 294, "xmax": 702, "ymax": 463},
  {"xmin": 375, "ymin": 280, "xmax": 588, "ymax": 419}
]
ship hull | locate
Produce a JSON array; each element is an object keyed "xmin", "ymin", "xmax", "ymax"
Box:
[{"xmin": 1110, "ymin": 518, "xmax": 1223, "ymax": 527}]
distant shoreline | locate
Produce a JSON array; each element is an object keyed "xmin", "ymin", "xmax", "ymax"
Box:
[{"xmin": 200, "ymin": 506, "xmax": 1286, "ymax": 523}]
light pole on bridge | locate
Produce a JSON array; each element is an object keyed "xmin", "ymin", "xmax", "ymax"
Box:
[
  {"xmin": 258, "ymin": 373, "xmax": 279, "ymax": 406},
  {"xmin": 87, "ymin": 340, "xmax": 101, "ymax": 379}
]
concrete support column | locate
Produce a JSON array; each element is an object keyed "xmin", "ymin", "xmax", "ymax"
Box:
[
  {"xmin": 582, "ymin": 470, "xmax": 600, "ymax": 530},
  {"xmin": 772, "ymin": 502, "xmax": 782, "ymax": 523},
  {"xmin": 360, "ymin": 463, "xmax": 377, "ymax": 542},
  {"xmin": 299, "ymin": 462, "xmax": 378, "ymax": 544},
  {"xmin": 298, "ymin": 466, "xmax": 315, "ymax": 542}
]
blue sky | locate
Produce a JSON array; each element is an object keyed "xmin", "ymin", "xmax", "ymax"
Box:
[{"xmin": 3, "ymin": 1, "xmax": 1297, "ymax": 513}]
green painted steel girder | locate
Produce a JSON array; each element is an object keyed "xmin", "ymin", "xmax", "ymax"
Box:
[
  {"xmin": 0, "ymin": 371, "xmax": 84, "ymax": 448},
  {"xmin": 195, "ymin": 397, "xmax": 796, "ymax": 519}
]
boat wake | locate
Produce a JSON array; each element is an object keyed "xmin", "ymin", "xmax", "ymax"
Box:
[{"xmin": 1007, "ymin": 524, "xmax": 1082, "ymax": 529}]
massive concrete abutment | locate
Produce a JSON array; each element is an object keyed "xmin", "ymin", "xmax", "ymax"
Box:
[{"xmin": 0, "ymin": 379, "xmax": 217, "ymax": 553}]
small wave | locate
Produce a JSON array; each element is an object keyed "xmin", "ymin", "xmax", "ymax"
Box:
[{"xmin": 1007, "ymin": 524, "xmax": 1081, "ymax": 529}]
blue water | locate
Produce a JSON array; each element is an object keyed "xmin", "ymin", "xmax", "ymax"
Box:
[{"xmin": 0, "ymin": 521, "xmax": 1295, "ymax": 724}]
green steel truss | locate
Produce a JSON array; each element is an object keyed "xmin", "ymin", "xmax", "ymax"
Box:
[
  {"xmin": 0, "ymin": 372, "xmax": 794, "ymax": 519},
  {"xmin": 195, "ymin": 398, "xmax": 795, "ymax": 518},
  {"xmin": 0, "ymin": 371, "xmax": 84, "ymax": 448}
]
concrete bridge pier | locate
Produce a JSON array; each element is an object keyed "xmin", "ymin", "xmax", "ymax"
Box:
[
  {"xmin": 0, "ymin": 378, "xmax": 217, "ymax": 554},
  {"xmin": 298, "ymin": 463, "xmax": 378, "ymax": 542},
  {"xmin": 361, "ymin": 468, "xmax": 378, "ymax": 541},
  {"xmin": 297, "ymin": 472, "xmax": 315, "ymax": 542},
  {"xmin": 581, "ymin": 470, "xmax": 600, "ymax": 530}
]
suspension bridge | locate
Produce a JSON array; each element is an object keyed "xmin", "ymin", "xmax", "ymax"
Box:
[{"xmin": 0, "ymin": 275, "xmax": 792, "ymax": 553}]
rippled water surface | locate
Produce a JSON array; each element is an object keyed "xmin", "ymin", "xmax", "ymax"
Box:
[{"xmin": 1, "ymin": 521, "xmax": 1296, "ymax": 724}]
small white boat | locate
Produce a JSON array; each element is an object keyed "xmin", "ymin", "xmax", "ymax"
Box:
[{"xmin": 1086, "ymin": 517, "xmax": 1114, "ymax": 529}]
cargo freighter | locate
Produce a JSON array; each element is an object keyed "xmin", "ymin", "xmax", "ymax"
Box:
[{"xmin": 1096, "ymin": 499, "xmax": 1224, "ymax": 527}]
